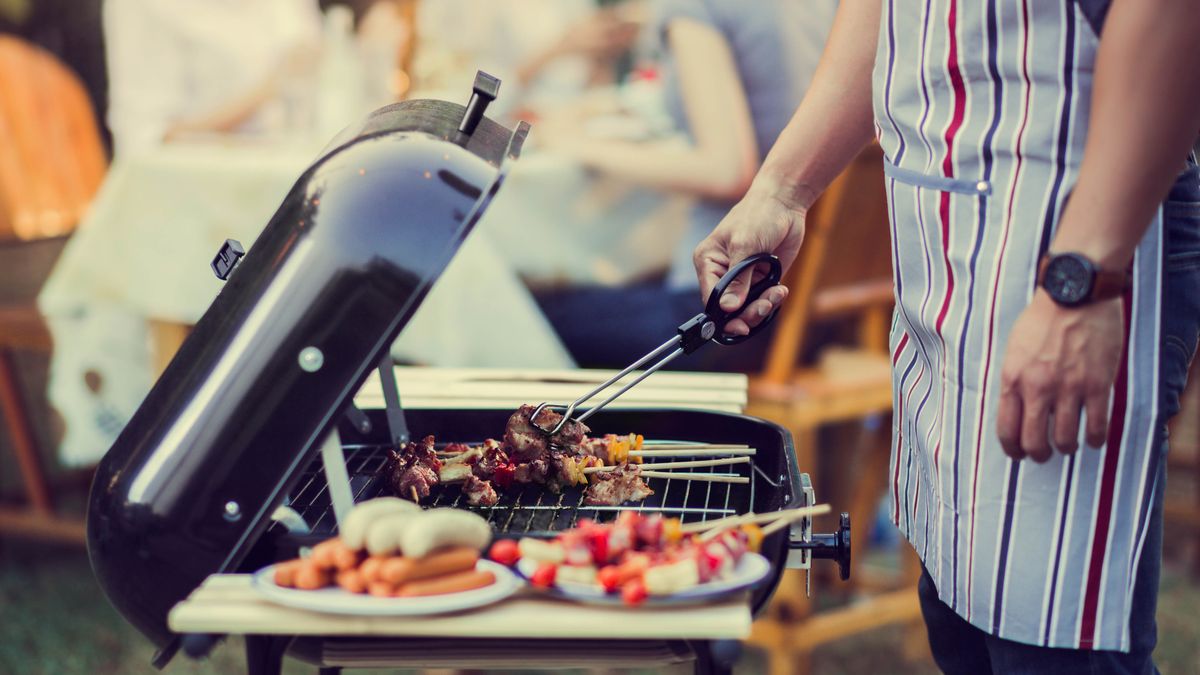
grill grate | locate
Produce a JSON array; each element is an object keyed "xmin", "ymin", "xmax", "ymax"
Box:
[{"xmin": 284, "ymin": 441, "xmax": 758, "ymax": 538}]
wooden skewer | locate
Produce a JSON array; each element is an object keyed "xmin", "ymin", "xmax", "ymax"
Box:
[
  {"xmin": 410, "ymin": 486, "xmax": 420, "ymax": 503},
  {"xmin": 683, "ymin": 504, "xmax": 832, "ymax": 536},
  {"xmin": 641, "ymin": 443, "xmax": 752, "ymax": 450},
  {"xmin": 638, "ymin": 471, "xmax": 748, "ymax": 484},
  {"xmin": 631, "ymin": 447, "xmax": 757, "ymax": 458},
  {"xmin": 582, "ymin": 456, "xmax": 750, "ymax": 474}
]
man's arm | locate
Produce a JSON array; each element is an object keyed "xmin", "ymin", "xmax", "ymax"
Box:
[
  {"xmin": 692, "ymin": 0, "xmax": 881, "ymax": 334},
  {"xmin": 997, "ymin": 0, "xmax": 1200, "ymax": 461}
]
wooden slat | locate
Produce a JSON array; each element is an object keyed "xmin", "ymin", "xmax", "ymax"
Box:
[
  {"xmin": 390, "ymin": 366, "xmax": 748, "ymax": 390},
  {"xmin": 169, "ymin": 574, "xmax": 751, "ymax": 640},
  {"xmin": 355, "ymin": 367, "xmax": 749, "ymax": 412},
  {"xmin": 0, "ymin": 507, "xmax": 86, "ymax": 544}
]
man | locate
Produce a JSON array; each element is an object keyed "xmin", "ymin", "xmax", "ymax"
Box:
[{"xmin": 695, "ymin": 0, "xmax": 1200, "ymax": 672}]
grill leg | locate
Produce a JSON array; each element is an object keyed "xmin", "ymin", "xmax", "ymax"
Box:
[
  {"xmin": 244, "ymin": 635, "xmax": 292, "ymax": 675},
  {"xmin": 691, "ymin": 639, "xmax": 741, "ymax": 675}
]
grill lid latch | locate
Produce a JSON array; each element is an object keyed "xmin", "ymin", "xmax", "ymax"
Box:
[{"xmin": 210, "ymin": 238, "xmax": 245, "ymax": 280}]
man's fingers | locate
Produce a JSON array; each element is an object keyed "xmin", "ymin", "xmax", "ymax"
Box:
[
  {"xmin": 718, "ymin": 266, "xmax": 757, "ymax": 312},
  {"xmin": 996, "ymin": 383, "xmax": 1025, "ymax": 460},
  {"xmin": 1084, "ymin": 387, "xmax": 1112, "ymax": 449},
  {"xmin": 1052, "ymin": 396, "xmax": 1082, "ymax": 454},
  {"xmin": 737, "ymin": 285, "xmax": 788, "ymax": 330},
  {"xmin": 1020, "ymin": 388, "xmax": 1053, "ymax": 462}
]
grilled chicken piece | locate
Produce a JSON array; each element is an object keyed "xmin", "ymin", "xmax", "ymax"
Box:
[
  {"xmin": 462, "ymin": 474, "xmax": 498, "ymax": 507},
  {"xmin": 502, "ymin": 404, "xmax": 589, "ymax": 463},
  {"xmin": 387, "ymin": 435, "xmax": 442, "ymax": 501},
  {"xmin": 584, "ymin": 463, "xmax": 654, "ymax": 506},
  {"xmin": 473, "ymin": 439, "xmax": 509, "ymax": 480}
]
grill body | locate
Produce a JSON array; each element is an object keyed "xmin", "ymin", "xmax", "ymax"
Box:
[{"xmin": 86, "ymin": 100, "xmax": 527, "ymax": 649}]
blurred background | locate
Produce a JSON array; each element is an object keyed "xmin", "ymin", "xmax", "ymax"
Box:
[{"xmin": 0, "ymin": 0, "xmax": 1197, "ymax": 673}]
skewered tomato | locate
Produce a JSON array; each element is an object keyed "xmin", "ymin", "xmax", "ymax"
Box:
[
  {"xmin": 621, "ymin": 578, "xmax": 648, "ymax": 606},
  {"xmin": 597, "ymin": 565, "xmax": 621, "ymax": 592},
  {"xmin": 531, "ymin": 562, "xmax": 557, "ymax": 588},
  {"xmin": 488, "ymin": 539, "xmax": 520, "ymax": 566}
]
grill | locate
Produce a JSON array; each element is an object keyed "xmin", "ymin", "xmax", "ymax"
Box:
[
  {"xmin": 85, "ymin": 73, "xmax": 850, "ymax": 675},
  {"xmin": 285, "ymin": 440, "xmax": 761, "ymax": 539}
]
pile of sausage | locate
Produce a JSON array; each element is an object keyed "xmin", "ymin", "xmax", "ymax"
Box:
[
  {"xmin": 273, "ymin": 497, "xmax": 495, "ymax": 598},
  {"xmin": 488, "ymin": 512, "xmax": 763, "ymax": 606}
]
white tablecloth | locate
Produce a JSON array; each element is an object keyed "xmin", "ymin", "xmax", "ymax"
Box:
[{"xmin": 38, "ymin": 140, "xmax": 574, "ymax": 466}]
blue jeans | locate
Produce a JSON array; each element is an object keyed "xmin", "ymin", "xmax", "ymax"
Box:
[{"xmin": 917, "ymin": 160, "xmax": 1200, "ymax": 675}]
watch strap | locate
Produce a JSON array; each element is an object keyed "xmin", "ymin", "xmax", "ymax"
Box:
[{"xmin": 1091, "ymin": 267, "xmax": 1132, "ymax": 301}]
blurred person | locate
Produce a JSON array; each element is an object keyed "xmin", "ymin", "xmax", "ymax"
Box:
[
  {"xmin": 532, "ymin": 0, "xmax": 836, "ymax": 370},
  {"xmin": 696, "ymin": 0, "xmax": 1200, "ymax": 672},
  {"xmin": 411, "ymin": 0, "xmax": 638, "ymax": 116},
  {"xmin": 104, "ymin": 0, "xmax": 321, "ymax": 155}
]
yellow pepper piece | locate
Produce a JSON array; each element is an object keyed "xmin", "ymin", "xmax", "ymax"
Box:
[
  {"xmin": 742, "ymin": 523, "xmax": 764, "ymax": 553},
  {"xmin": 663, "ymin": 518, "xmax": 683, "ymax": 543}
]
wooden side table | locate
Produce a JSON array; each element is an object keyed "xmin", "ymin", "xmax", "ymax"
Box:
[{"xmin": 170, "ymin": 574, "xmax": 753, "ymax": 675}]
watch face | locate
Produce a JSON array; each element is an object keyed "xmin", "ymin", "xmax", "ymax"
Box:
[{"xmin": 1043, "ymin": 254, "xmax": 1094, "ymax": 306}]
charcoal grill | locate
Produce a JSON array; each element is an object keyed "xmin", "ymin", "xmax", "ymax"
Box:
[{"xmin": 86, "ymin": 73, "xmax": 850, "ymax": 675}]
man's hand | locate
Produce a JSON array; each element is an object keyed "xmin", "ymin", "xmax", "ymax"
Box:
[
  {"xmin": 692, "ymin": 187, "xmax": 805, "ymax": 336},
  {"xmin": 996, "ymin": 291, "xmax": 1124, "ymax": 462}
]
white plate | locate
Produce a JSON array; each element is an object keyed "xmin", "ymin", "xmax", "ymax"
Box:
[
  {"xmin": 516, "ymin": 553, "xmax": 771, "ymax": 607},
  {"xmin": 251, "ymin": 559, "xmax": 522, "ymax": 616}
]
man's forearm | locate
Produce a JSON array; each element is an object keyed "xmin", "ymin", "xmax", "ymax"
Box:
[
  {"xmin": 751, "ymin": 0, "xmax": 881, "ymax": 212},
  {"xmin": 1051, "ymin": 0, "xmax": 1200, "ymax": 268}
]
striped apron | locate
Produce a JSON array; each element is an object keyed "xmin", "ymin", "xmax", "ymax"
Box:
[{"xmin": 873, "ymin": 0, "xmax": 1163, "ymax": 651}]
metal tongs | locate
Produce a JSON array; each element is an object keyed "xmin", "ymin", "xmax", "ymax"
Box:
[{"xmin": 531, "ymin": 253, "xmax": 783, "ymax": 437}]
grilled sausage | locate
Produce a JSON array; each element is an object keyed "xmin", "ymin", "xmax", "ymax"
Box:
[
  {"xmin": 396, "ymin": 569, "xmax": 495, "ymax": 597},
  {"xmin": 359, "ymin": 555, "xmax": 388, "ymax": 584},
  {"xmin": 398, "ymin": 509, "xmax": 491, "ymax": 558},
  {"xmin": 380, "ymin": 547, "xmax": 479, "ymax": 585},
  {"xmin": 335, "ymin": 568, "xmax": 368, "ymax": 594},
  {"xmin": 367, "ymin": 580, "xmax": 396, "ymax": 597},
  {"xmin": 273, "ymin": 559, "xmax": 303, "ymax": 588},
  {"xmin": 340, "ymin": 498, "xmax": 421, "ymax": 550},
  {"xmin": 294, "ymin": 560, "xmax": 332, "ymax": 590},
  {"xmin": 309, "ymin": 538, "xmax": 342, "ymax": 569}
]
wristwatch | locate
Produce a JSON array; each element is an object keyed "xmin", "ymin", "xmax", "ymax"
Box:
[{"xmin": 1038, "ymin": 252, "xmax": 1131, "ymax": 307}]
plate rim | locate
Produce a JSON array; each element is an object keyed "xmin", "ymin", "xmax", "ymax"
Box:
[{"xmin": 250, "ymin": 558, "xmax": 522, "ymax": 616}]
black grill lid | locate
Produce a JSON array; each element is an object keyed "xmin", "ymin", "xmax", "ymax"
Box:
[{"xmin": 86, "ymin": 75, "xmax": 528, "ymax": 652}]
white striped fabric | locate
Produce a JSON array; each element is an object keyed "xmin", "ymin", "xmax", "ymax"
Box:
[{"xmin": 871, "ymin": 0, "xmax": 1162, "ymax": 652}]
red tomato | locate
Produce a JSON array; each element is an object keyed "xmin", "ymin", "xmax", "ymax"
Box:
[
  {"xmin": 597, "ymin": 566, "xmax": 621, "ymax": 593},
  {"xmin": 488, "ymin": 539, "xmax": 520, "ymax": 566},
  {"xmin": 531, "ymin": 562, "xmax": 558, "ymax": 588},
  {"xmin": 621, "ymin": 579, "xmax": 648, "ymax": 606},
  {"xmin": 585, "ymin": 528, "xmax": 610, "ymax": 564}
]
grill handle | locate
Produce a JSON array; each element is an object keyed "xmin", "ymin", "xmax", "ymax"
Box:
[{"xmin": 789, "ymin": 511, "xmax": 851, "ymax": 581}]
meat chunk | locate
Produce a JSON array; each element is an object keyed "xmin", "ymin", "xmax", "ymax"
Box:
[
  {"xmin": 502, "ymin": 404, "xmax": 589, "ymax": 463},
  {"xmin": 387, "ymin": 435, "xmax": 443, "ymax": 502},
  {"xmin": 585, "ymin": 464, "xmax": 654, "ymax": 506},
  {"xmin": 462, "ymin": 475, "xmax": 498, "ymax": 507},
  {"xmin": 513, "ymin": 458, "xmax": 550, "ymax": 485},
  {"xmin": 473, "ymin": 439, "xmax": 509, "ymax": 481}
]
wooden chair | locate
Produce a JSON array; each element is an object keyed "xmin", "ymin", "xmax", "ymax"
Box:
[
  {"xmin": 0, "ymin": 35, "xmax": 107, "ymax": 543},
  {"xmin": 744, "ymin": 144, "xmax": 925, "ymax": 674}
]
